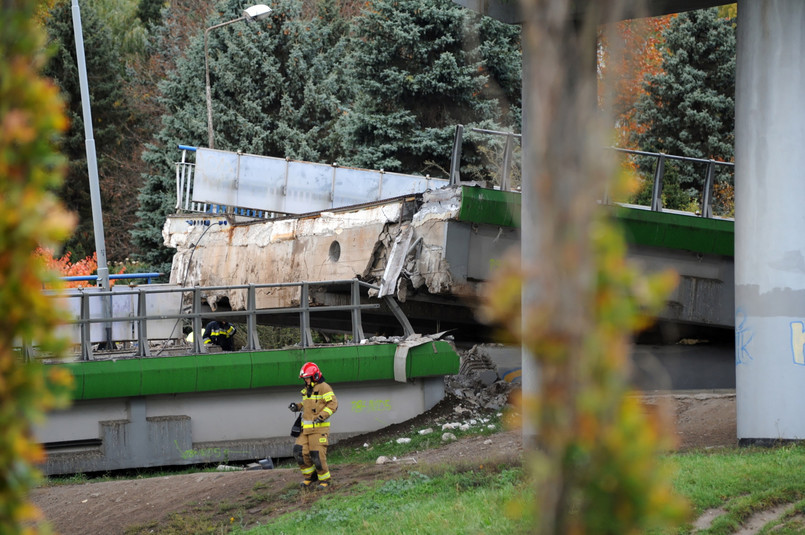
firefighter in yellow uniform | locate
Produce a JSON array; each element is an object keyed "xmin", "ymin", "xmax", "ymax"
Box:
[{"xmin": 289, "ymin": 362, "xmax": 338, "ymax": 490}]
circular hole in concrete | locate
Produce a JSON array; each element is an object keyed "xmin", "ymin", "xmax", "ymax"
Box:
[{"xmin": 328, "ymin": 241, "xmax": 341, "ymax": 262}]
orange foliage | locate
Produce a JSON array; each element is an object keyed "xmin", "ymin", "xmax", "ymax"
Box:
[
  {"xmin": 34, "ymin": 247, "xmax": 125, "ymax": 288},
  {"xmin": 599, "ymin": 15, "xmax": 674, "ymax": 147}
]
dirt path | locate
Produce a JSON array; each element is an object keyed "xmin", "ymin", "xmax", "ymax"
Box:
[{"xmin": 31, "ymin": 392, "xmax": 736, "ymax": 535}]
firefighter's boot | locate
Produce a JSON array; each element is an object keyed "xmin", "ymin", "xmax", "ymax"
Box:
[
  {"xmin": 300, "ymin": 471, "xmax": 318, "ymax": 490},
  {"xmin": 316, "ymin": 480, "xmax": 331, "ymax": 491}
]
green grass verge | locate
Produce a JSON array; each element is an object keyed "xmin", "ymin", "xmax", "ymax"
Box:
[
  {"xmin": 235, "ymin": 467, "xmax": 534, "ymax": 535},
  {"xmin": 672, "ymin": 445, "xmax": 805, "ymax": 534}
]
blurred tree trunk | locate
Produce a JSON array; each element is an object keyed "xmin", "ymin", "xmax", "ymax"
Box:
[{"xmin": 507, "ymin": 0, "xmax": 688, "ymax": 532}]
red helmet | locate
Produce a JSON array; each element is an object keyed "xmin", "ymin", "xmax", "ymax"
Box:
[{"xmin": 299, "ymin": 362, "xmax": 321, "ymax": 382}]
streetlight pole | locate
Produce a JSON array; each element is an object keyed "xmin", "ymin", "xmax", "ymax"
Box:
[
  {"xmin": 71, "ymin": 0, "xmax": 112, "ymax": 348},
  {"xmin": 205, "ymin": 4, "xmax": 273, "ymax": 149}
]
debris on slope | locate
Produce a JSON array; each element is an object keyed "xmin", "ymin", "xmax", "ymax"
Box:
[{"xmin": 446, "ymin": 345, "xmax": 517, "ymax": 411}]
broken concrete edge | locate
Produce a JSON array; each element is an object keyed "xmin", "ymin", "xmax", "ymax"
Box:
[{"xmin": 162, "ymin": 185, "xmax": 516, "ymax": 313}]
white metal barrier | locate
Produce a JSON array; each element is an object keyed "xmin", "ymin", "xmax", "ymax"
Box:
[{"xmin": 175, "ymin": 146, "xmax": 449, "ymax": 216}]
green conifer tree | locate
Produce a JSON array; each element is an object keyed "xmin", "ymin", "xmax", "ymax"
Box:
[
  {"xmin": 43, "ymin": 0, "xmax": 135, "ymax": 260},
  {"xmin": 337, "ymin": 0, "xmax": 518, "ymax": 180},
  {"xmin": 137, "ymin": 0, "xmax": 164, "ymax": 30},
  {"xmin": 632, "ymin": 8, "xmax": 735, "ymax": 210},
  {"xmin": 133, "ymin": 0, "xmax": 350, "ymax": 271},
  {"xmin": 278, "ymin": 0, "xmax": 353, "ymax": 162},
  {"xmin": 478, "ymin": 16, "xmax": 521, "ymax": 127}
]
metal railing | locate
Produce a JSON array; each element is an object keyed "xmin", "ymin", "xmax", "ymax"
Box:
[
  {"xmin": 449, "ymin": 124, "xmax": 521, "ymax": 191},
  {"xmin": 176, "ymin": 137, "xmax": 734, "ymax": 222},
  {"xmin": 35, "ymin": 279, "xmax": 414, "ymax": 361},
  {"xmin": 61, "ymin": 272, "xmax": 164, "ymax": 285},
  {"xmin": 608, "ymin": 147, "xmax": 735, "ymax": 218},
  {"xmin": 449, "ymin": 125, "xmax": 735, "ymax": 218}
]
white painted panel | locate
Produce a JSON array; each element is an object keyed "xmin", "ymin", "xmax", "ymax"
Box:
[
  {"xmin": 333, "ymin": 167, "xmax": 382, "ymax": 207},
  {"xmin": 285, "ymin": 160, "xmax": 332, "ymax": 213},
  {"xmin": 194, "ymin": 149, "xmax": 238, "ymax": 206},
  {"xmin": 50, "ymin": 285, "xmax": 183, "ymax": 343}
]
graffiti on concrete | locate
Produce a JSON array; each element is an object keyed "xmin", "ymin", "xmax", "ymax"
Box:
[
  {"xmin": 735, "ymin": 308, "xmax": 754, "ymax": 365},
  {"xmin": 351, "ymin": 399, "xmax": 391, "ymax": 413},
  {"xmin": 791, "ymin": 321, "xmax": 805, "ymax": 366}
]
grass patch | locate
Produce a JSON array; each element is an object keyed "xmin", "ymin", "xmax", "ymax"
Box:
[
  {"xmin": 124, "ymin": 511, "xmax": 225, "ymax": 534},
  {"xmin": 44, "ymin": 464, "xmax": 224, "ymax": 486},
  {"xmin": 671, "ymin": 444, "xmax": 805, "ymax": 534},
  {"xmin": 236, "ymin": 467, "xmax": 532, "ymax": 535}
]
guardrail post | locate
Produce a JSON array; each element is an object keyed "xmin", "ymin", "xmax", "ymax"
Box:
[
  {"xmin": 80, "ymin": 289, "xmax": 93, "ymax": 361},
  {"xmin": 300, "ymin": 283, "xmax": 313, "ymax": 348},
  {"xmin": 192, "ymin": 287, "xmax": 204, "ymax": 353},
  {"xmin": 247, "ymin": 284, "xmax": 261, "ymax": 351},
  {"xmin": 651, "ymin": 154, "xmax": 666, "ymax": 212},
  {"xmin": 136, "ymin": 288, "xmax": 150, "ymax": 357},
  {"xmin": 449, "ymin": 124, "xmax": 463, "ymax": 185},
  {"xmin": 175, "ymin": 158, "xmax": 183, "ymax": 211},
  {"xmin": 185, "ymin": 162, "xmax": 193, "ymax": 211},
  {"xmin": 351, "ymin": 280, "xmax": 366, "ymax": 343},
  {"xmin": 22, "ymin": 339, "xmax": 34, "ymax": 363},
  {"xmin": 700, "ymin": 160, "xmax": 715, "ymax": 218},
  {"xmin": 501, "ymin": 133, "xmax": 514, "ymax": 191},
  {"xmin": 282, "ymin": 157, "xmax": 290, "ymax": 198},
  {"xmin": 330, "ymin": 163, "xmax": 338, "ymax": 205}
]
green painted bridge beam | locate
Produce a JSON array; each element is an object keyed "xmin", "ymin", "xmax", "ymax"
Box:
[
  {"xmin": 456, "ymin": 186, "xmax": 734, "ymax": 258},
  {"xmin": 61, "ymin": 341, "xmax": 459, "ymax": 401}
]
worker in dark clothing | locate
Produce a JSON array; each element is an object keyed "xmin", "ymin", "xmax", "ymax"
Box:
[
  {"xmin": 289, "ymin": 362, "xmax": 338, "ymax": 490},
  {"xmin": 202, "ymin": 320, "xmax": 236, "ymax": 351}
]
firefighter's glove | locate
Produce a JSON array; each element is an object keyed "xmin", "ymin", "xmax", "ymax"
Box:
[
  {"xmin": 314, "ymin": 415, "xmax": 326, "ymax": 423},
  {"xmin": 288, "ymin": 403, "xmax": 300, "ymax": 412}
]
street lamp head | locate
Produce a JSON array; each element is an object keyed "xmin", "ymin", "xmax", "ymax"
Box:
[
  {"xmin": 243, "ymin": 4, "xmax": 272, "ymax": 21},
  {"xmin": 206, "ymin": 3, "xmax": 272, "ymax": 148}
]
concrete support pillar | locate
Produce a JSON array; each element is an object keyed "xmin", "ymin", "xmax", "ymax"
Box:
[{"xmin": 735, "ymin": 1, "xmax": 805, "ymax": 443}]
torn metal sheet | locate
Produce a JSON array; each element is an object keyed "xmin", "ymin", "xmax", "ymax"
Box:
[
  {"xmin": 393, "ymin": 332, "xmax": 451, "ymax": 382},
  {"xmin": 379, "ymin": 225, "xmax": 414, "ymax": 297}
]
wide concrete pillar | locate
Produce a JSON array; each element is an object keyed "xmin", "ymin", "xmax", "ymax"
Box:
[{"xmin": 735, "ymin": 1, "xmax": 805, "ymax": 443}]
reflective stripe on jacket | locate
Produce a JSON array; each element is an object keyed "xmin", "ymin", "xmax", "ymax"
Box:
[
  {"xmin": 300, "ymin": 381, "xmax": 337, "ymax": 431},
  {"xmin": 203, "ymin": 321, "xmax": 236, "ymax": 342}
]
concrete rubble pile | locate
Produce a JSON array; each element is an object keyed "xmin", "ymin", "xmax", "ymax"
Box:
[{"xmin": 445, "ymin": 344, "xmax": 518, "ymax": 411}]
